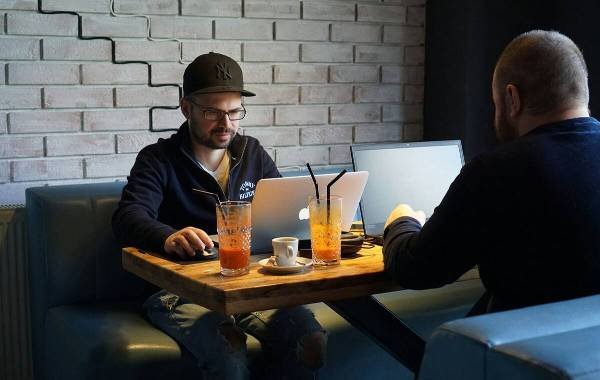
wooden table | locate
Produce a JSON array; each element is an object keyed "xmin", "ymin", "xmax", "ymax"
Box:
[
  {"xmin": 123, "ymin": 244, "xmax": 400, "ymax": 315},
  {"xmin": 123, "ymin": 245, "xmax": 478, "ymax": 373}
]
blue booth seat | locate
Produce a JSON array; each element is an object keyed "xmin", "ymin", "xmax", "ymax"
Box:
[{"xmin": 26, "ymin": 179, "xmax": 483, "ymax": 380}]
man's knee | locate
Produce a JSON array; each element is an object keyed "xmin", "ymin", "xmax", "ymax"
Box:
[
  {"xmin": 297, "ymin": 331, "xmax": 327, "ymax": 369},
  {"xmin": 218, "ymin": 324, "xmax": 247, "ymax": 353}
]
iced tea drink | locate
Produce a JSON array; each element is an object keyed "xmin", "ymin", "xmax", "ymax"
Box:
[
  {"xmin": 308, "ymin": 195, "xmax": 342, "ymax": 266},
  {"xmin": 216, "ymin": 201, "xmax": 251, "ymax": 276}
]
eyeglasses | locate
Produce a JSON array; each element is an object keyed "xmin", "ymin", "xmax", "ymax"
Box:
[{"xmin": 186, "ymin": 98, "xmax": 246, "ymax": 121}]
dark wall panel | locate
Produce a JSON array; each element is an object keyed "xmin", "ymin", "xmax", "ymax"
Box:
[{"xmin": 424, "ymin": 0, "xmax": 599, "ymax": 161}]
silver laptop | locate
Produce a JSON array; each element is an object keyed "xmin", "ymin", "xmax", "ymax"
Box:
[
  {"xmin": 250, "ymin": 171, "xmax": 369, "ymax": 253},
  {"xmin": 351, "ymin": 141, "xmax": 464, "ymax": 237}
]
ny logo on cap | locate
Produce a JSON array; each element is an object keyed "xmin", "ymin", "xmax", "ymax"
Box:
[{"xmin": 216, "ymin": 62, "xmax": 232, "ymax": 80}]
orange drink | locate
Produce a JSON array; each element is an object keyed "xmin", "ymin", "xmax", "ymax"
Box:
[
  {"xmin": 308, "ymin": 195, "xmax": 342, "ymax": 267},
  {"xmin": 216, "ymin": 201, "xmax": 251, "ymax": 276}
]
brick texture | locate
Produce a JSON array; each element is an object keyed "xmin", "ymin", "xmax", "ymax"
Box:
[
  {"xmin": 300, "ymin": 85, "xmax": 353, "ymax": 104},
  {"xmin": 9, "ymin": 111, "xmax": 81, "ymax": 133},
  {"xmin": 242, "ymin": 106, "xmax": 273, "ymax": 126},
  {"xmin": 276, "ymin": 146, "xmax": 329, "ymax": 166},
  {"xmin": 46, "ymin": 133, "xmax": 114, "ymax": 156},
  {"xmin": 8, "ymin": 62, "xmax": 79, "ymax": 85},
  {"xmin": 0, "ymin": 113, "xmax": 7, "ymax": 134},
  {"xmin": 274, "ymin": 64, "xmax": 327, "ymax": 83},
  {"xmin": 0, "ymin": 0, "xmax": 427, "ymax": 203},
  {"xmin": 244, "ymin": 127, "xmax": 299, "ymax": 147},
  {"xmin": 330, "ymin": 145, "xmax": 352, "ymax": 164},
  {"xmin": 150, "ymin": 16, "xmax": 212, "ymax": 39},
  {"xmin": 82, "ymin": 63, "xmax": 148, "ymax": 85},
  {"xmin": 85, "ymin": 154, "xmax": 137, "ymax": 178},
  {"xmin": 12, "ymin": 158, "xmax": 83, "ymax": 181},
  {"xmin": 41, "ymin": 0, "xmax": 110, "ymax": 13},
  {"xmin": 82, "ymin": 15, "xmax": 147, "ymax": 38},
  {"xmin": 0, "ymin": 37, "xmax": 39, "ymax": 60},
  {"xmin": 330, "ymin": 104, "xmax": 380, "ymax": 124},
  {"xmin": 115, "ymin": 86, "xmax": 179, "ymax": 107},
  {"xmin": 244, "ymin": 42, "xmax": 298, "ymax": 62},
  {"xmin": 357, "ymin": 4, "xmax": 406, "ymax": 23},
  {"xmin": 84, "ymin": 109, "xmax": 150, "ymax": 131},
  {"xmin": 216, "ymin": 19, "xmax": 272, "ymax": 40},
  {"xmin": 151, "ymin": 108, "xmax": 185, "ymax": 131},
  {"xmin": 150, "ymin": 63, "xmax": 185, "ymax": 85},
  {"xmin": 0, "ymin": 136, "xmax": 44, "ymax": 158},
  {"xmin": 275, "ymin": 21, "xmax": 328, "ymax": 41},
  {"xmin": 331, "ymin": 24, "xmax": 381, "ymax": 43},
  {"xmin": 0, "ymin": 87, "xmax": 41, "ymax": 110},
  {"xmin": 182, "ymin": 41, "xmax": 241, "ymax": 61},
  {"xmin": 44, "ymin": 87, "xmax": 113, "ymax": 108},
  {"xmin": 330, "ymin": 65, "xmax": 379, "ymax": 83},
  {"xmin": 355, "ymin": 124, "xmax": 403, "ymax": 143},
  {"xmin": 244, "ymin": 0, "xmax": 299, "ymax": 19},
  {"xmin": 303, "ymin": 2, "xmax": 354, "ymax": 21},
  {"xmin": 42, "ymin": 38, "xmax": 111, "ymax": 61},
  {"xmin": 7, "ymin": 12, "xmax": 77, "ymax": 36},
  {"xmin": 181, "ymin": 0, "xmax": 241, "ymax": 17},
  {"xmin": 302, "ymin": 44, "xmax": 353, "ymax": 63},
  {"xmin": 301, "ymin": 125, "xmax": 352, "ymax": 145},
  {"xmin": 275, "ymin": 106, "xmax": 328, "ymax": 125},
  {"xmin": 114, "ymin": 0, "xmax": 178, "ymax": 15},
  {"xmin": 115, "ymin": 41, "xmax": 179, "ymax": 62},
  {"xmin": 117, "ymin": 132, "xmax": 172, "ymax": 153}
]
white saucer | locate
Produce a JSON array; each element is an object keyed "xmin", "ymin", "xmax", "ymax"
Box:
[{"xmin": 258, "ymin": 257, "xmax": 313, "ymax": 274}]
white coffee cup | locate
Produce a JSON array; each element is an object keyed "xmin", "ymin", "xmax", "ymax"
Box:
[{"xmin": 272, "ymin": 237, "xmax": 299, "ymax": 266}]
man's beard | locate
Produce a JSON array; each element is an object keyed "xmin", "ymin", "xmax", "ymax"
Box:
[
  {"xmin": 189, "ymin": 124, "xmax": 237, "ymax": 149},
  {"xmin": 494, "ymin": 106, "xmax": 519, "ymax": 143}
]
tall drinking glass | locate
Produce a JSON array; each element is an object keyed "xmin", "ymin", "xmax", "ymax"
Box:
[
  {"xmin": 216, "ymin": 201, "xmax": 251, "ymax": 276},
  {"xmin": 308, "ymin": 195, "xmax": 342, "ymax": 267}
]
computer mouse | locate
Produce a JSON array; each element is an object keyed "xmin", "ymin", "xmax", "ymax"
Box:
[{"xmin": 181, "ymin": 247, "xmax": 217, "ymax": 261}]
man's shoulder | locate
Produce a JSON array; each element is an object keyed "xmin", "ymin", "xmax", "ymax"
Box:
[{"xmin": 138, "ymin": 131, "xmax": 179, "ymax": 155}]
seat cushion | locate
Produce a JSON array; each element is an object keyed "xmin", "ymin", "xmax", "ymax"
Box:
[{"xmin": 45, "ymin": 303, "xmax": 199, "ymax": 380}]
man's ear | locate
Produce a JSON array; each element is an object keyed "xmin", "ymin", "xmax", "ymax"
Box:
[
  {"xmin": 505, "ymin": 84, "xmax": 522, "ymax": 118},
  {"xmin": 180, "ymin": 97, "xmax": 191, "ymax": 119}
]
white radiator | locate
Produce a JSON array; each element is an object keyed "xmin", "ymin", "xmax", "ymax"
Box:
[{"xmin": 0, "ymin": 207, "xmax": 33, "ymax": 380}]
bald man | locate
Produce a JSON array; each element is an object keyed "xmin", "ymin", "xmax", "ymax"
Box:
[{"xmin": 383, "ymin": 30, "xmax": 600, "ymax": 314}]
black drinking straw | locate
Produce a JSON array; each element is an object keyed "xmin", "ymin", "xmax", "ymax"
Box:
[
  {"xmin": 192, "ymin": 188, "xmax": 227, "ymax": 222},
  {"xmin": 306, "ymin": 163, "xmax": 320, "ymax": 204},
  {"xmin": 326, "ymin": 169, "xmax": 347, "ymax": 222}
]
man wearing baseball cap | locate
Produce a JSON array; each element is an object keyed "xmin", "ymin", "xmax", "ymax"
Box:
[{"xmin": 113, "ymin": 52, "xmax": 327, "ymax": 379}]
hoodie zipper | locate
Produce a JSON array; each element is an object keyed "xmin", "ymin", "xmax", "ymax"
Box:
[{"xmin": 179, "ymin": 136, "xmax": 248, "ymax": 202}]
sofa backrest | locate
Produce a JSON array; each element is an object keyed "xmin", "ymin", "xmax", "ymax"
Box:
[
  {"xmin": 26, "ymin": 182, "xmax": 149, "ymax": 309},
  {"xmin": 419, "ymin": 294, "xmax": 600, "ymax": 380}
]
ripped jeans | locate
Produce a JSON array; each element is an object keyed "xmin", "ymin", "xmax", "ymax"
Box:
[{"xmin": 144, "ymin": 290, "xmax": 327, "ymax": 380}]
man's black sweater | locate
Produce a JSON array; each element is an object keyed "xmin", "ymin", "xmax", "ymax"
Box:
[
  {"xmin": 112, "ymin": 123, "xmax": 280, "ymax": 254},
  {"xmin": 383, "ymin": 117, "xmax": 600, "ymax": 312}
]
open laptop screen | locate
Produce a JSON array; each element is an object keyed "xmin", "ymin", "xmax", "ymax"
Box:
[{"xmin": 351, "ymin": 140, "xmax": 464, "ymax": 236}]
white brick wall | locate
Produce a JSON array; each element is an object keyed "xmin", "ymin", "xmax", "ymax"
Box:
[
  {"xmin": 43, "ymin": 38, "xmax": 112, "ymax": 61},
  {"xmin": 0, "ymin": 0, "xmax": 427, "ymax": 204},
  {"xmin": 9, "ymin": 110, "xmax": 81, "ymax": 133},
  {"xmin": 41, "ymin": 0, "xmax": 110, "ymax": 13}
]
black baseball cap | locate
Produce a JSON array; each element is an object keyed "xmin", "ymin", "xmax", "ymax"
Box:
[{"xmin": 183, "ymin": 52, "xmax": 256, "ymax": 97}]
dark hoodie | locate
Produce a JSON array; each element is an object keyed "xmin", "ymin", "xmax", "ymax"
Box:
[{"xmin": 112, "ymin": 122, "xmax": 280, "ymax": 254}]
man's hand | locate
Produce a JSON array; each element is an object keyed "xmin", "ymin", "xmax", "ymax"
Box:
[
  {"xmin": 164, "ymin": 227, "xmax": 214, "ymax": 259},
  {"xmin": 384, "ymin": 204, "xmax": 426, "ymax": 229}
]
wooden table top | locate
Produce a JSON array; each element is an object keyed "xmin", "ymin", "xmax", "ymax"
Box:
[{"xmin": 123, "ymin": 244, "xmax": 403, "ymax": 314}]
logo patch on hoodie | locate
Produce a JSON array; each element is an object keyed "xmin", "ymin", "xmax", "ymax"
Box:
[{"xmin": 239, "ymin": 181, "xmax": 255, "ymax": 200}]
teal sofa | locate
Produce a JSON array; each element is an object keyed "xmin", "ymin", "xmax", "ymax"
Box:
[{"xmin": 26, "ymin": 181, "xmax": 483, "ymax": 379}]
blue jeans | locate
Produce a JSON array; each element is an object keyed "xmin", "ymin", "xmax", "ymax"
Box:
[{"xmin": 144, "ymin": 290, "xmax": 326, "ymax": 379}]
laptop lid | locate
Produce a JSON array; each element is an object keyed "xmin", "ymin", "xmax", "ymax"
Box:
[
  {"xmin": 351, "ymin": 140, "xmax": 464, "ymax": 236},
  {"xmin": 250, "ymin": 171, "xmax": 369, "ymax": 253}
]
